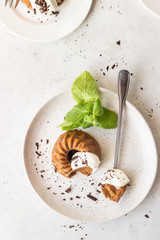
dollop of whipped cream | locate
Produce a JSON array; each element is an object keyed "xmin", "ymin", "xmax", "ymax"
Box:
[
  {"xmin": 101, "ymin": 169, "xmax": 130, "ymax": 188},
  {"xmin": 71, "ymin": 152, "xmax": 100, "ymax": 173}
]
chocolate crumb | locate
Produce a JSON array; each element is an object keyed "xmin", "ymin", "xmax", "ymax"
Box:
[
  {"xmin": 144, "ymin": 214, "xmax": 149, "ymax": 218},
  {"xmin": 91, "ymin": 183, "xmax": 94, "ymax": 186},
  {"xmin": 46, "ymin": 139, "xmax": 49, "ymax": 144},
  {"xmin": 53, "ymin": 192, "xmax": 57, "ymax": 195},
  {"xmin": 41, "ymin": 175, "xmax": 44, "ymax": 178},
  {"xmin": 51, "ymin": 10, "xmax": 59, "ymax": 16},
  {"xmin": 97, "ymin": 189, "xmax": 101, "ymax": 194},
  {"xmin": 65, "ymin": 187, "xmax": 72, "ymax": 193},
  {"xmin": 47, "ymin": 187, "xmax": 51, "ymax": 190},
  {"xmin": 63, "ymin": 199, "xmax": 66, "ymax": 201},
  {"xmin": 148, "ymin": 115, "xmax": 152, "ymax": 117},
  {"xmin": 141, "ymin": 87, "xmax": 143, "ymax": 90},
  {"xmin": 111, "ymin": 64, "xmax": 116, "ymax": 69},
  {"xmin": 103, "ymin": 72, "xmax": 105, "ymax": 76},
  {"xmin": 54, "ymin": 167, "xmax": 57, "ymax": 173},
  {"xmin": 131, "ymin": 73, "xmax": 133, "ymax": 76},
  {"xmin": 69, "ymin": 225, "xmax": 75, "ymax": 228},
  {"xmin": 100, "ymin": 54, "xmax": 102, "ymax": 57},
  {"xmin": 35, "ymin": 142, "xmax": 39, "ymax": 150},
  {"xmin": 76, "ymin": 196, "xmax": 81, "ymax": 199},
  {"xmin": 87, "ymin": 194, "xmax": 98, "ymax": 201},
  {"xmin": 61, "ymin": 193, "xmax": 65, "ymax": 195},
  {"xmin": 70, "ymin": 197, "xmax": 73, "ymax": 200},
  {"xmin": 98, "ymin": 183, "xmax": 101, "ymax": 186},
  {"xmin": 106, "ymin": 66, "xmax": 109, "ymax": 71},
  {"xmin": 116, "ymin": 40, "xmax": 121, "ymax": 46}
]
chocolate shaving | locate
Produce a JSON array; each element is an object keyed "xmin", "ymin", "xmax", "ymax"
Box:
[
  {"xmin": 116, "ymin": 40, "xmax": 121, "ymax": 45},
  {"xmin": 144, "ymin": 214, "xmax": 149, "ymax": 218},
  {"xmin": 87, "ymin": 194, "xmax": 98, "ymax": 201},
  {"xmin": 65, "ymin": 187, "xmax": 72, "ymax": 193},
  {"xmin": 35, "ymin": 151, "xmax": 42, "ymax": 157},
  {"xmin": 35, "ymin": 142, "xmax": 39, "ymax": 150},
  {"xmin": 69, "ymin": 225, "xmax": 75, "ymax": 228}
]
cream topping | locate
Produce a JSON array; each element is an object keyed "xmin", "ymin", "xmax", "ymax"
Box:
[
  {"xmin": 101, "ymin": 169, "xmax": 130, "ymax": 188},
  {"xmin": 71, "ymin": 152, "xmax": 100, "ymax": 173}
]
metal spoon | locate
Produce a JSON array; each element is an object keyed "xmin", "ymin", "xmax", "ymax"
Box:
[{"xmin": 114, "ymin": 70, "xmax": 130, "ymax": 168}]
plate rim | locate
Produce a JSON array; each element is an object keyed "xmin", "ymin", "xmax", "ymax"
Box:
[
  {"xmin": 0, "ymin": 0, "xmax": 93, "ymax": 42},
  {"xmin": 140, "ymin": 0, "xmax": 160, "ymax": 17},
  {"xmin": 23, "ymin": 88, "xmax": 158, "ymax": 222}
]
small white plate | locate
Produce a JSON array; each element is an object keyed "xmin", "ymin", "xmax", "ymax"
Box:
[
  {"xmin": 24, "ymin": 88, "xmax": 157, "ymax": 222},
  {"xmin": 0, "ymin": 0, "xmax": 92, "ymax": 42},
  {"xmin": 141, "ymin": 0, "xmax": 160, "ymax": 17}
]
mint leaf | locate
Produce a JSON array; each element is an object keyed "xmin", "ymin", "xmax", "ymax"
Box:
[
  {"xmin": 93, "ymin": 107, "xmax": 118, "ymax": 129},
  {"xmin": 82, "ymin": 114, "xmax": 94, "ymax": 129},
  {"xmin": 58, "ymin": 121, "xmax": 81, "ymax": 131},
  {"xmin": 64, "ymin": 103, "xmax": 93, "ymax": 122},
  {"xmin": 58, "ymin": 103, "xmax": 93, "ymax": 131},
  {"xmin": 71, "ymin": 71, "xmax": 100, "ymax": 104},
  {"xmin": 82, "ymin": 121, "xmax": 93, "ymax": 129},
  {"xmin": 93, "ymin": 97, "xmax": 104, "ymax": 116},
  {"xmin": 83, "ymin": 114, "xmax": 94, "ymax": 123}
]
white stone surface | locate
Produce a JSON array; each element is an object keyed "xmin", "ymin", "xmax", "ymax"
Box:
[{"xmin": 0, "ymin": 0, "xmax": 160, "ymax": 239}]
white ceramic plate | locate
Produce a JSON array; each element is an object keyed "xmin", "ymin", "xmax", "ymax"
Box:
[
  {"xmin": 24, "ymin": 88, "xmax": 157, "ymax": 222},
  {"xmin": 141, "ymin": 0, "xmax": 160, "ymax": 17},
  {"xmin": 0, "ymin": 0, "xmax": 92, "ymax": 42}
]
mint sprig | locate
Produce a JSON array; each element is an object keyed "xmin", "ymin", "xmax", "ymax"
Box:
[{"xmin": 58, "ymin": 71, "xmax": 118, "ymax": 131}]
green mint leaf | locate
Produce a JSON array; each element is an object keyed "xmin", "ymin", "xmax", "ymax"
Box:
[
  {"xmin": 83, "ymin": 114, "xmax": 94, "ymax": 123},
  {"xmin": 58, "ymin": 121, "xmax": 81, "ymax": 131},
  {"xmin": 71, "ymin": 71, "xmax": 100, "ymax": 104},
  {"xmin": 82, "ymin": 121, "xmax": 93, "ymax": 129},
  {"xmin": 64, "ymin": 102, "xmax": 93, "ymax": 122},
  {"xmin": 58, "ymin": 103, "xmax": 94, "ymax": 130},
  {"xmin": 82, "ymin": 115, "xmax": 94, "ymax": 129},
  {"xmin": 93, "ymin": 107, "xmax": 118, "ymax": 129},
  {"xmin": 93, "ymin": 97, "xmax": 104, "ymax": 116}
]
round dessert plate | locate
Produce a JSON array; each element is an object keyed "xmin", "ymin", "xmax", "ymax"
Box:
[
  {"xmin": 0, "ymin": 0, "xmax": 92, "ymax": 42},
  {"xmin": 141, "ymin": 0, "xmax": 160, "ymax": 16},
  {"xmin": 24, "ymin": 88, "xmax": 157, "ymax": 222}
]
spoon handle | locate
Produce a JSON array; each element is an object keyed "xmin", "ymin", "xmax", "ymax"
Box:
[{"xmin": 114, "ymin": 70, "xmax": 130, "ymax": 168}]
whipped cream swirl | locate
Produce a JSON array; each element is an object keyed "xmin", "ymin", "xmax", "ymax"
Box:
[
  {"xmin": 101, "ymin": 169, "xmax": 130, "ymax": 188},
  {"xmin": 71, "ymin": 152, "xmax": 100, "ymax": 173}
]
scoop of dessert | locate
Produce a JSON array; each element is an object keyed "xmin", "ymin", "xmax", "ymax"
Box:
[
  {"xmin": 52, "ymin": 130, "xmax": 101, "ymax": 178},
  {"xmin": 101, "ymin": 169, "xmax": 130, "ymax": 202},
  {"xmin": 71, "ymin": 152, "xmax": 100, "ymax": 176}
]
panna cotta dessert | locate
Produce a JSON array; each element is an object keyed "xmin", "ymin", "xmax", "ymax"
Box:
[{"xmin": 52, "ymin": 130, "xmax": 101, "ymax": 178}]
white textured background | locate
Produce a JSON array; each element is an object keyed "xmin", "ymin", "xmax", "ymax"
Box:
[{"xmin": 0, "ymin": 0, "xmax": 160, "ymax": 239}]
